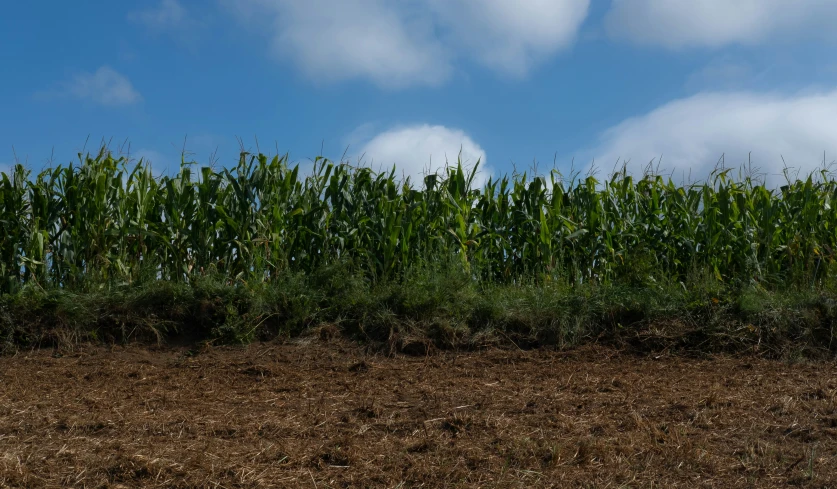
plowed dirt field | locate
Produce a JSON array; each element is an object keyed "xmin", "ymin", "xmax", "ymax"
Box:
[{"xmin": 1, "ymin": 338, "xmax": 835, "ymax": 488}]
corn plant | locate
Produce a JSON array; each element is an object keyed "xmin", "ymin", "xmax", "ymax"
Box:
[{"xmin": 1, "ymin": 147, "xmax": 836, "ymax": 294}]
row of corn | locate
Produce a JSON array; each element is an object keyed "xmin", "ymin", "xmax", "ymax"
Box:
[{"xmin": 1, "ymin": 148, "xmax": 835, "ymax": 293}]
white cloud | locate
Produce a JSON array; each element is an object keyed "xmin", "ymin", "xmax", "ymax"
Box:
[
  {"xmin": 352, "ymin": 124, "xmax": 489, "ymax": 188},
  {"xmin": 129, "ymin": 0, "xmax": 188, "ymax": 30},
  {"xmin": 424, "ymin": 0, "xmax": 590, "ymax": 78},
  {"xmin": 224, "ymin": 0, "xmax": 589, "ymax": 88},
  {"xmin": 262, "ymin": 0, "xmax": 449, "ymax": 89},
  {"xmin": 39, "ymin": 67, "xmax": 142, "ymax": 107},
  {"xmin": 581, "ymin": 89, "xmax": 837, "ymax": 185},
  {"xmin": 604, "ymin": 0, "xmax": 837, "ymax": 49}
]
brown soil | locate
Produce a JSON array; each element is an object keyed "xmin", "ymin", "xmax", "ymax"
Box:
[{"xmin": 1, "ymin": 337, "xmax": 836, "ymax": 488}]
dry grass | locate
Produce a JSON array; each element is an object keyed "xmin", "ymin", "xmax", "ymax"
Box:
[{"xmin": 1, "ymin": 338, "xmax": 836, "ymax": 488}]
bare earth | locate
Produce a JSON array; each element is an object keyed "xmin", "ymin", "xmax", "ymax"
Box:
[{"xmin": 1, "ymin": 337, "xmax": 836, "ymax": 488}]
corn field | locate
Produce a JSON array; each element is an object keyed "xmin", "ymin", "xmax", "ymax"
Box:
[{"xmin": 1, "ymin": 148, "xmax": 835, "ymax": 294}]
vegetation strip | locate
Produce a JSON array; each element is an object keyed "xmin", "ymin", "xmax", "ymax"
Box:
[{"xmin": 1, "ymin": 148, "xmax": 836, "ymax": 355}]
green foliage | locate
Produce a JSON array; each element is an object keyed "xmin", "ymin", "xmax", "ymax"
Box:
[
  {"xmin": 2, "ymin": 147, "xmax": 836, "ymax": 293},
  {"xmin": 1, "ymin": 146, "xmax": 837, "ymax": 355}
]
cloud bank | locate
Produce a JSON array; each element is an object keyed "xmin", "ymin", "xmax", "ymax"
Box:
[
  {"xmin": 225, "ymin": 0, "xmax": 590, "ymax": 88},
  {"xmin": 605, "ymin": 0, "xmax": 837, "ymax": 49},
  {"xmin": 584, "ymin": 89, "xmax": 837, "ymax": 185}
]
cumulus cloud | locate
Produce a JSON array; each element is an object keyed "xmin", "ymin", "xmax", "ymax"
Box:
[
  {"xmin": 38, "ymin": 67, "xmax": 142, "ymax": 107},
  {"xmin": 129, "ymin": 0, "xmax": 188, "ymax": 30},
  {"xmin": 258, "ymin": 0, "xmax": 449, "ymax": 89},
  {"xmin": 604, "ymin": 0, "xmax": 837, "ymax": 49},
  {"xmin": 424, "ymin": 0, "xmax": 590, "ymax": 78},
  {"xmin": 583, "ymin": 90, "xmax": 837, "ymax": 185},
  {"xmin": 224, "ymin": 0, "xmax": 590, "ymax": 88},
  {"xmin": 352, "ymin": 124, "xmax": 489, "ymax": 188}
]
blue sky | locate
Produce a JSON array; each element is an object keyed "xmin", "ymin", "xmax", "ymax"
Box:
[{"xmin": 2, "ymin": 0, "xmax": 837, "ymax": 185}]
